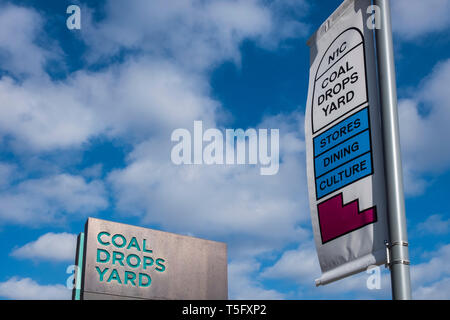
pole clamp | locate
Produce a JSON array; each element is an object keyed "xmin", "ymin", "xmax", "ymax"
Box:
[
  {"xmin": 387, "ymin": 241, "xmax": 409, "ymax": 248},
  {"xmin": 389, "ymin": 259, "xmax": 410, "ymax": 266},
  {"xmin": 385, "ymin": 240, "xmax": 410, "ymax": 268}
]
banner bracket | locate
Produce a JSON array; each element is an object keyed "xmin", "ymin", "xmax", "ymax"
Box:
[
  {"xmin": 385, "ymin": 240, "xmax": 390, "ymax": 268},
  {"xmin": 387, "ymin": 241, "xmax": 409, "ymax": 248},
  {"xmin": 385, "ymin": 240, "xmax": 410, "ymax": 269}
]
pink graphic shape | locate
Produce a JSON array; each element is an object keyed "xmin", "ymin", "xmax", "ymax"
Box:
[{"xmin": 317, "ymin": 193, "xmax": 377, "ymax": 244}]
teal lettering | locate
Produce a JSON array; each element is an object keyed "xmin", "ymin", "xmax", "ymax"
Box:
[
  {"xmin": 124, "ymin": 271, "xmax": 136, "ymax": 286},
  {"xmin": 112, "ymin": 251, "xmax": 125, "ymax": 266},
  {"xmin": 142, "ymin": 239, "xmax": 153, "ymax": 253},
  {"xmin": 96, "ymin": 248, "xmax": 110, "ymax": 263},
  {"xmin": 107, "ymin": 269, "xmax": 122, "ymax": 284},
  {"xmin": 143, "ymin": 256, "xmax": 154, "ymax": 270},
  {"xmin": 126, "ymin": 254, "xmax": 141, "ymax": 268},
  {"xmin": 95, "ymin": 266, "xmax": 109, "ymax": 282},
  {"xmin": 139, "ymin": 273, "xmax": 151, "ymax": 287},
  {"xmin": 126, "ymin": 237, "xmax": 141, "ymax": 251},
  {"xmin": 112, "ymin": 234, "xmax": 126, "ymax": 248},
  {"xmin": 97, "ymin": 231, "xmax": 110, "ymax": 245},
  {"xmin": 155, "ymin": 258, "xmax": 166, "ymax": 272}
]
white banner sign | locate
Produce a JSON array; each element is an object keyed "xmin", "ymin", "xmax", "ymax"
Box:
[{"xmin": 305, "ymin": 0, "xmax": 390, "ymax": 286}]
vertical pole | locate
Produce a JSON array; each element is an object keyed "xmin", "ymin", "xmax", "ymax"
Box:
[{"xmin": 373, "ymin": 0, "xmax": 411, "ymax": 300}]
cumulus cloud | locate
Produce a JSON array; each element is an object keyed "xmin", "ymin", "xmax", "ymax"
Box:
[
  {"xmin": 414, "ymin": 277, "xmax": 450, "ymax": 300},
  {"xmin": 254, "ymin": 241, "xmax": 450, "ymax": 299},
  {"xmin": 0, "ymin": 0, "xmax": 447, "ymax": 301},
  {"xmin": 228, "ymin": 260, "xmax": 285, "ymax": 299},
  {"xmin": 0, "ymin": 162, "xmax": 16, "ymax": 188},
  {"xmin": 416, "ymin": 214, "xmax": 450, "ymax": 235},
  {"xmin": 1, "ymin": 0, "xmax": 300, "ymax": 152},
  {"xmin": 0, "ymin": 76, "xmax": 101, "ymax": 151},
  {"xmin": 260, "ymin": 242, "xmax": 320, "ymax": 285},
  {"xmin": 258, "ymin": 242, "xmax": 450, "ymax": 299},
  {"xmin": 399, "ymin": 59, "xmax": 450, "ymax": 195},
  {"xmin": 0, "ymin": 4, "xmax": 59, "ymax": 77},
  {"xmin": 0, "ymin": 277, "xmax": 70, "ymax": 300},
  {"xmin": 0, "ymin": 1, "xmax": 311, "ymax": 236},
  {"xmin": 80, "ymin": 164, "xmax": 103, "ymax": 179},
  {"xmin": 0, "ymin": 174, "xmax": 107, "ymax": 225},
  {"xmin": 256, "ymin": 237, "xmax": 450, "ymax": 299},
  {"xmin": 407, "ymin": 244, "xmax": 450, "ymax": 299},
  {"xmin": 107, "ymin": 111, "xmax": 310, "ymax": 258},
  {"xmin": 401, "ymin": 162, "xmax": 429, "ymax": 197},
  {"xmin": 0, "ymin": 3, "xmax": 316, "ymax": 302},
  {"xmin": 80, "ymin": 0, "xmax": 270, "ymax": 70},
  {"xmin": 392, "ymin": 0, "xmax": 450, "ymax": 39},
  {"xmin": 11, "ymin": 232, "xmax": 77, "ymax": 262},
  {"xmin": 411, "ymin": 244, "xmax": 450, "ymax": 288},
  {"xmin": 0, "ymin": 58, "xmax": 218, "ymax": 152},
  {"xmin": 259, "ymin": 242, "xmax": 391, "ymax": 299},
  {"xmin": 81, "ymin": 0, "xmax": 309, "ymax": 69},
  {"xmin": 263, "ymin": 0, "xmax": 310, "ymax": 45},
  {"xmin": 312, "ymin": 243, "xmax": 450, "ymax": 299}
]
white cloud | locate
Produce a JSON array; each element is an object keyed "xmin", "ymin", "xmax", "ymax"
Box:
[
  {"xmin": 312, "ymin": 243, "xmax": 450, "ymax": 299},
  {"xmin": 399, "ymin": 58, "xmax": 450, "ymax": 195},
  {"xmin": 0, "ymin": 2, "xmax": 311, "ymax": 242},
  {"xmin": 313, "ymin": 243, "xmax": 450, "ymax": 299},
  {"xmin": 258, "ymin": 242, "xmax": 450, "ymax": 299},
  {"xmin": 1, "ymin": 0, "xmax": 299, "ymax": 152},
  {"xmin": 81, "ymin": 164, "xmax": 103, "ymax": 179},
  {"xmin": 392, "ymin": 0, "xmax": 450, "ymax": 39},
  {"xmin": 263, "ymin": 0, "xmax": 310, "ymax": 46},
  {"xmin": 0, "ymin": 4, "xmax": 58, "ymax": 77},
  {"xmin": 414, "ymin": 277, "xmax": 450, "ymax": 299},
  {"xmin": 0, "ymin": 58, "xmax": 219, "ymax": 152},
  {"xmin": 408, "ymin": 244, "xmax": 450, "ymax": 299},
  {"xmin": 228, "ymin": 260, "xmax": 285, "ymax": 299},
  {"xmin": 107, "ymin": 111, "xmax": 310, "ymax": 258},
  {"xmin": 81, "ymin": 0, "xmax": 272, "ymax": 70},
  {"xmin": 411, "ymin": 244, "xmax": 450, "ymax": 287},
  {"xmin": 0, "ymin": 162, "xmax": 16, "ymax": 188},
  {"xmin": 0, "ymin": 76, "xmax": 101, "ymax": 151},
  {"xmin": 259, "ymin": 242, "xmax": 392, "ymax": 299},
  {"xmin": 0, "ymin": 174, "xmax": 107, "ymax": 225},
  {"xmin": 260, "ymin": 242, "xmax": 320, "ymax": 285},
  {"xmin": 417, "ymin": 214, "xmax": 450, "ymax": 235},
  {"xmin": 0, "ymin": 1, "xmax": 309, "ymax": 153},
  {"xmin": 0, "ymin": 1, "xmax": 448, "ymax": 300},
  {"xmin": 11, "ymin": 232, "xmax": 77, "ymax": 262},
  {"xmin": 81, "ymin": 0, "xmax": 309, "ymax": 69},
  {"xmin": 0, "ymin": 277, "xmax": 70, "ymax": 300},
  {"xmin": 401, "ymin": 162, "xmax": 429, "ymax": 196},
  {"xmin": 257, "ymin": 241, "xmax": 450, "ymax": 299}
]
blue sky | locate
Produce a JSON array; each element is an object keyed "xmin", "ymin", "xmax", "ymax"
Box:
[{"xmin": 0, "ymin": 0, "xmax": 449, "ymax": 299}]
